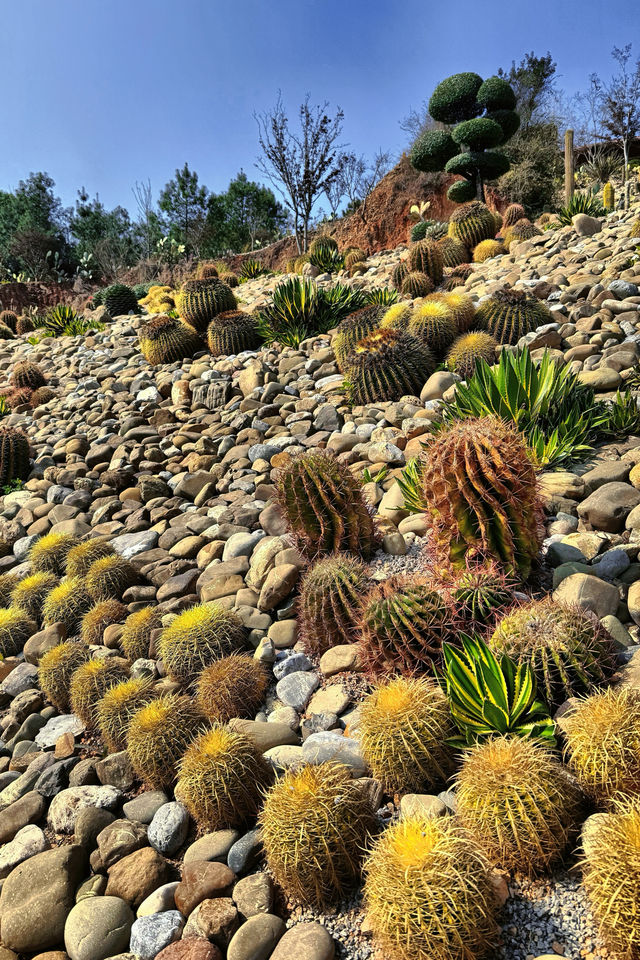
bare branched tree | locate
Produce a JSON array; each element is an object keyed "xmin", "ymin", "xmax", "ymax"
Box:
[
  {"xmin": 600, "ymin": 44, "xmax": 640, "ymax": 198},
  {"xmin": 132, "ymin": 179, "xmax": 155, "ymax": 259},
  {"xmin": 255, "ymin": 93, "xmax": 346, "ymax": 252}
]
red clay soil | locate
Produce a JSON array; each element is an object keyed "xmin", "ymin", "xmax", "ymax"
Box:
[{"xmin": 0, "ymin": 282, "xmax": 75, "ymax": 313}]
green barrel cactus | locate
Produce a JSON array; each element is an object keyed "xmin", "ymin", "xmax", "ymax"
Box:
[
  {"xmin": 344, "ymin": 328, "xmax": 435, "ymax": 404},
  {"xmin": 401, "ymin": 271, "xmax": 434, "ymax": 299},
  {"xmin": 207, "ymin": 311, "xmax": 261, "ymax": 356},
  {"xmin": 0, "ymin": 427, "xmax": 30, "ymax": 486},
  {"xmin": 475, "ymin": 287, "xmax": 552, "ymax": 345},
  {"xmin": 299, "ymin": 554, "xmax": 371, "ymax": 657},
  {"xmin": 408, "ymin": 239, "xmax": 444, "ymax": 286},
  {"xmin": 333, "ymin": 306, "xmax": 386, "ymax": 371},
  {"xmin": 448, "ymin": 202, "xmax": 496, "ymax": 249},
  {"xmin": 139, "ymin": 315, "xmax": 202, "ymax": 365},
  {"xmin": 104, "ymin": 283, "xmax": 138, "ymax": 317},
  {"xmin": 180, "ymin": 278, "xmax": 237, "ymax": 331}
]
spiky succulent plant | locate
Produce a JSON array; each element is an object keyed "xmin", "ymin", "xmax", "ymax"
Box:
[
  {"xmin": 206, "ymin": 310, "xmax": 261, "ymax": 356},
  {"xmin": 177, "ymin": 725, "xmax": 271, "ymax": 830},
  {"xmin": 38, "ymin": 641, "xmax": 91, "ymax": 712},
  {"xmin": 120, "ymin": 606, "xmax": 161, "ymax": 662},
  {"xmin": 457, "ymin": 736, "xmax": 581, "ymax": 875},
  {"xmin": 104, "ymin": 283, "xmax": 138, "ymax": 317},
  {"xmin": 419, "ymin": 417, "xmax": 541, "ymax": 576},
  {"xmin": 401, "ymin": 271, "xmax": 434, "ymax": 299},
  {"xmin": 298, "ymin": 554, "xmax": 370, "ymax": 657},
  {"xmin": 260, "ymin": 763, "xmax": 377, "ymax": 908},
  {"xmin": 42, "ymin": 577, "xmax": 93, "ymax": 634},
  {"xmin": 10, "ymin": 571, "xmax": 57, "ymax": 622},
  {"xmin": 180, "ymin": 278, "xmax": 237, "ymax": 331},
  {"xmin": 11, "ymin": 361, "xmax": 46, "ymax": 390},
  {"xmin": 379, "ymin": 302, "xmax": 412, "ymax": 330},
  {"xmin": 80, "ymin": 599, "xmax": 127, "ymax": 646},
  {"xmin": 443, "ymin": 264, "xmax": 474, "ymax": 291},
  {"xmin": 139, "ymin": 315, "xmax": 202, "ymax": 365},
  {"xmin": 0, "ymin": 606, "xmax": 36, "ymax": 657},
  {"xmin": 437, "ymin": 235, "xmax": 469, "ymax": 268},
  {"xmin": 344, "ymin": 248, "xmax": 367, "ymax": 270},
  {"xmin": 197, "ymin": 262, "xmax": 219, "ymax": 279},
  {"xmin": 563, "ymin": 687, "xmax": 640, "ymax": 806},
  {"xmin": 158, "ymin": 603, "xmax": 246, "ymax": 683},
  {"xmin": 97, "ymin": 676, "xmax": 156, "ymax": 751},
  {"xmin": 391, "ymin": 261, "xmax": 409, "ymax": 290},
  {"xmin": 127, "ymin": 693, "xmax": 207, "ymax": 787},
  {"xmin": 408, "ymin": 300, "xmax": 457, "ymax": 355},
  {"xmin": 0, "ymin": 310, "xmax": 17, "ymax": 332},
  {"xmin": 444, "ymin": 560, "xmax": 516, "ymax": 629},
  {"xmin": 0, "ymin": 573, "xmax": 20, "ymax": 608},
  {"xmin": 15, "ymin": 315, "xmax": 35, "ymax": 336},
  {"xmin": 473, "ymin": 239, "xmax": 504, "ymax": 262},
  {"xmin": 503, "ymin": 203, "xmax": 525, "ymax": 227},
  {"xmin": 364, "ymin": 815, "xmax": 499, "ymax": 960},
  {"xmin": 408, "ymin": 239, "xmax": 444, "ymax": 286},
  {"xmin": 490, "ymin": 598, "xmax": 618, "ymax": 710},
  {"xmin": 344, "ymin": 328, "xmax": 435, "ymax": 404},
  {"xmin": 85, "ymin": 555, "xmax": 137, "ymax": 602},
  {"xmin": 427, "ymin": 291, "xmax": 476, "ymax": 332},
  {"xmin": 448, "ymin": 202, "xmax": 496, "ymax": 249},
  {"xmin": 0, "ymin": 427, "xmax": 30, "ymax": 486},
  {"xmin": 66, "ymin": 539, "xmax": 115, "ymax": 579},
  {"xmin": 332, "ymin": 306, "xmax": 386, "ymax": 371},
  {"xmin": 446, "ymin": 330, "xmax": 498, "ymax": 380},
  {"xmin": 30, "ymin": 386, "xmax": 56, "ymax": 408},
  {"xmin": 275, "ymin": 450, "xmax": 379, "ymax": 560},
  {"xmin": 359, "ymin": 575, "xmax": 456, "ymax": 678},
  {"xmin": 69, "ymin": 657, "xmax": 129, "ymax": 727},
  {"xmin": 359, "ymin": 676, "xmax": 455, "ymax": 793},
  {"xmin": 196, "ymin": 654, "xmax": 268, "ymax": 724}
]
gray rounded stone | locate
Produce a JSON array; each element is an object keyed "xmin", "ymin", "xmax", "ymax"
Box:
[
  {"xmin": 227, "ymin": 913, "xmax": 285, "ymax": 960},
  {"xmin": 64, "ymin": 895, "xmax": 134, "ymax": 960},
  {"xmin": 148, "ymin": 802, "xmax": 189, "ymax": 856},
  {"xmin": 129, "ymin": 910, "xmax": 184, "ymax": 959}
]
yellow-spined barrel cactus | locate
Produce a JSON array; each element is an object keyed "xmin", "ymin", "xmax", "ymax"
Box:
[
  {"xmin": 11, "ymin": 571, "xmax": 57, "ymax": 622},
  {"xmin": 158, "ymin": 603, "xmax": 246, "ymax": 683},
  {"xmin": 30, "ymin": 386, "xmax": 56, "ymax": 408},
  {"xmin": 180, "ymin": 278, "xmax": 237, "ymax": 332},
  {"xmin": 446, "ymin": 330, "xmax": 498, "ymax": 379},
  {"xmin": 401, "ymin": 271, "xmax": 433, "ymax": 299},
  {"xmin": 344, "ymin": 328, "xmax": 435, "ymax": 404},
  {"xmin": 0, "ymin": 573, "xmax": 20, "ymax": 608},
  {"xmin": 275, "ymin": 450, "xmax": 379, "ymax": 560},
  {"xmin": 11, "ymin": 361, "xmax": 46, "ymax": 390},
  {"xmin": 408, "ymin": 300, "xmax": 457, "ymax": 355},
  {"xmin": 476, "ymin": 287, "xmax": 552, "ymax": 345},
  {"xmin": 139, "ymin": 315, "xmax": 202, "ymax": 365},
  {"xmin": 299, "ymin": 554, "xmax": 370, "ymax": 657},
  {"xmin": 127, "ymin": 694, "xmax": 206, "ymax": 787},
  {"xmin": 120, "ymin": 606, "xmax": 161, "ymax": 662},
  {"xmin": 42, "ymin": 577, "xmax": 93, "ymax": 634},
  {"xmin": 363, "ymin": 816, "xmax": 499, "ymax": 960},
  {"xmin": 85, "ymin": 555, "xmax": 137, "ymax": 602},
  {"xmin": 379, "ymin": 302, "xmax": 412, "ymax": 330},
  {"xmin": 332, "ymin": 306, "xmax": 386, "ymax": 371},
  {"xmin": 260, "ymin": 763, "xmax": 377, "ymax": 908},
  {"xmin": 630, "ymin": 218, "xmax": 640, "ymax": 238},
  {"xmin": 359, "ymin": 575, "xmax": 455, "ymax": 678},
  {"xmin": 437, "ymin": 235, "xmax": 469, "ymax": 268},
  {"xmin": 29, "ymin": 532, "xmax": 78, "ymax": 576},
  {"xmin": 428, "ymin": 291, "xmax": 476, "ymax": 332},
  {"xmin": 502, "ymin": 218, "xmax": 542, "ymax": 250},
  {"xmin": 582, "ymin": 801, "xmax": 640, "ymax": 959},
  {"xmin": 206, "ymin": 310, "xmax": 261, "ymax": 356},
  {"xmin": 0, "ymin": 427, "xmax": 31, "ymax": 487},
  {"xmin": 0, "ymin": 607, "xmax": 36, "ymax": 657},
  {"xmin": 38, "ymin": 641, "xmax": 91, "ymax": 711},
  {"xmin": 448, "ymin": 201, "xmax": 496, "ymax": 249},
  {"xmin": 456, "ymin": 736, "xmax": 581, "ymax": 874},
  {"xmin": 490, "ymin": 598, "xmax": 617, "ymax": 710},
  {"xmin": 602, "ymin": 181, "xmax": 615, "ymax": 211},
  {"xmin": 563, "ymin": 687, "xmax": 640, "ymax": 806},
  {"xmin": 344, "ymin": 248, "xmax": 367, "ymax": 270},
  {"xmin": 69, "ymin": 657, "xmax": 129, "ymax": 727},
  {"xmin": 359, "ymin": 676, "xmax": 455, "ymax": 793},
  {"xmin": 408, "ymin": 239, "xmax": 444, "ymax": 286},
  {"xmin": 493, "ymin": 210, "xmax": 503, "ymax": 231},
  {"xmin": 177, "ymin": 725, "xmax": 271, "ymax": 830},
  {"xmin": 66, "ymin": 539, "xmax": 115, "ymax": 578},
  {"xmin": 196, "ymin": 654, "xmax": 268, "ymax": 724},
  {"xmin": 0, "ymin": 322, "xmax": 15, "ymax": 340},
  {"xmin": 419, "ymin": 417, "xmax": 541, "ymax": 576},
  {"xmin": 473, "ymin": 239, "xmax": 504, "ymax": 262},
  {"xmin": 502, "ymin": 203, "xmax": 526, "ymax": 227},
  {"xmin": 97, "ymin": 676, "xmax": 156, "ymax": 752},
  {"xmin": 80, "ymin": 599, "xmax": 127, "ymax": 645}
]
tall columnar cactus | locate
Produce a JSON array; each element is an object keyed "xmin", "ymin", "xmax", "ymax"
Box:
[
  {"xmin": 408, "ymin": 300, "xmax": 458, "ymax": 356},
  {"xmin": 419, "ymin": 417, "xmax": 542, "ymax": 576},
  {"xmin": 177, "ymin": 725, "xmax": 272, "ymax": 830},
  {"xmin": 260, "ymin": 763, "xmax": 377, "ymax": 908},
  {"xmin": 275, "ymin": 450, "xmax": 379, "ymax": 560},
  {"xmin": 298, "ymin": 554, "xmax": 371, "ymax": 657},
  {"xmin": 446, "ymin": 330, "xmax": 498, "ymax": 380},
  {"xmin": 410, "ymin": 73, "xmax": 519, "ymax": 203},
  {"xmin": 359, "ymin": 575, "xmax": 456, "ymax": 678},
  {"xmin": 104, "ymin": 283, "xmax": 138, "ymax": 317},
  {"xmin": 503, "ymin": 202, "xmax": 526, "ymax": 227},
  {"xmin": 490, "ymin": 598, "xmax": 618, "ymax": 710},
  {"xmin": 127, "ymin": 694, "xmax": 206, "ymax": 787},
  {"xmin": 11, "ymin": 361, "xmax": 46, "ymax": 390},
  {"xmin": 456, "ymin": 736, "xmax": 582, "ymax": 874},
  {"xmin": 139, "ymin": 315, "xmax": 202, "ymax": 365},
  {"xmin": 0, "ymin": 427, "xmax": 30, "ymax": 487},
  {"xmin": 448, "ymin": 201, "xmax": 497, "ymax": 249},
  {"xmin": 333, "ymin": 306, "xmax": 386, "ymax": 371},
  {"xmin": 408, "ymin": 239, "xmax": 444, "ymax": 286},
  {"xmin": 437, "ymin": 235, "xmax": 469, "ymax": 268},
  {"xmin": 38, "ymin": 641, "xmax": 91, "ymax": 712},
  {"xmin": 582, "ymin": 801, "xmax": 640, "ymax": 958},
  {"xmin": 344, "ymin": 328, "xmax": 435, "ymax": 404},
  {"xmin": 180, "ymin": 278, "xmax": 237, "ymax": 331},
  {"xmin": 207, "ymin": 311, "xmax": 261, "ymax": 356},
  {"xmin": 158, "ymin": 603, "xmax": 246, "ymax": 683},
  {"xmin": 603, "ymin": 181, "xmax": 615, "ymax": 211},
  {"xmin": 364, "ymin": 816, "xmax": 498, "ymax": 960},
  {"xmin": 476, "ymin": 287, "xmax": 553, "ymax": 345},
  {"xmin": 359, "ymin": 676, "xmax": 455, "ymax": 793}
]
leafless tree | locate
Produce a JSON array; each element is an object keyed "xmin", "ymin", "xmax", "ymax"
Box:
[
  {"xmin": 132, "ymin": 179, "xmax": 155, "ymax": 259},
  {"xmin": 600, "ymin": 44, "xmax": 640, "ymax": 199},
  {"xmin": 255, "ymin": 93, "xmax": 346, "ymax": 252}
]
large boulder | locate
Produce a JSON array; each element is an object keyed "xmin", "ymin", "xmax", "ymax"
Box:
[{"xmin": 64, "ymin": 895, "xmax": 134, "ymax": 960}]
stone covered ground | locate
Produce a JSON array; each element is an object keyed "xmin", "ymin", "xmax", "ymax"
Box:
[{"xmin": 0, "ymin": 201, "xmax": 640, "ymax": 960}]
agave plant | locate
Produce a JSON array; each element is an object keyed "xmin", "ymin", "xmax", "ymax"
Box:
[
  {"xmin": 42, "ymin": 304, "xmax": 84, "ymax": 333},
  {"xmin": 363, "ymin": 288, "xmax": 399, "ymax": 306},
  {"xmin": 440, "ymin": 633, "xmax": 555, "ymax": 748},
  {"xmin": 239, "ymin": 258, "xmax": 268, "ymax": 280},
  {"xmin": 555, "ymin": 189, "xmax": 605, "ymax": 225},
  {"xmin": 309, "ymin": 247, "xmax": 344, "ymax": 272},
  {"xmin": 397, "ymin": 460, "xmax": 426, "ymax": 513},
  {"xmin": 256, "ymin": 278, "xmax": 368, "ymax": 347}
]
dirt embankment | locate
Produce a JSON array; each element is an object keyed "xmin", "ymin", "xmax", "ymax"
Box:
[{"xmin": 0, "ymin": 282, "xmax": 75, "ymax": 314}]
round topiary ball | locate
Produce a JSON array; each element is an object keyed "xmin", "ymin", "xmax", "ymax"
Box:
[
  {"xmin": 410, "ymin": 130, "xmax": 458, "ymax": 173},
  {"xmin": 429, "ymin": 72, "xmax": 484, "ymax": 125}
]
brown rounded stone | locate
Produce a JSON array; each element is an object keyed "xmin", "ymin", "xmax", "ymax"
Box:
[
  {"xmin": 182, "ymin": 898, "xmax": 240, "ymax": 948},
  {"xmin": 105, "ymin": 846, "xmax": 174, "ymax": 908},
  {"xmin": 156, "ymin": 940, "xmax": 222, "ymax": 960},
  {"xmin": 174, "ymin": 861, "xmax": 236, "ymax": 917}
]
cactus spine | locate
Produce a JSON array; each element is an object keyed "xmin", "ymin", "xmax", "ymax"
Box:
[
  {"xmin": 344, "ymin": 328, "xmax": 435, "ymax": 404},
  {"xmin": 476, "ymin": 287, "xmax": 554, "ymax": 345},
  {"xmin": 298, "ymin": 554, "xmax": 370, "ymax": 657}
]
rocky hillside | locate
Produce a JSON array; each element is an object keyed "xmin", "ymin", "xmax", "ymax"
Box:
[{"xmin": 0, "ymin": 200, "xmax": 638, "ymax": 960}]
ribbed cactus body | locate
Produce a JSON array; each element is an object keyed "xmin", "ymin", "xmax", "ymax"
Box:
[
  {"xmin": 603, "ymin": 181, "xmax": 615, "ymax": 211},
  {"xmin": 0, "ymin": 311, "xmax": 17, "ymax": 332},
  {"xmin": 180, "ymin": 278, "xmax": 237, "ymax": 331},
  {"xmin": 139, "ymin": 315, "xmax": 202, "ymax": 364},
  {"xmin": 344, "ymin": 328, "xmax": 435, "ymax": 404},
  {"xmin": 448, "ymin": 201, "xmax": 496, "ymax": 248},
  {"xmin": 473, "ymin": 239, "xmax": 504, "ymax": 262},
  {"xmin": 476, "ymin": 287, "xmax": 552, "ymax": 345},
  {"xmin": 502, "ymin": 218, "xmax": 541, "ymax": 249},
  {"xmin": 299, "ymin": 554, "xmax": 370, "ymax": 657},
  {"xmin": 0, "ymin": 427, "xmax": 30, "ymax": 487},
  {"xmin": 207, "ymin": 310, "xmax": 260, "ymax": 356},
  {"xmin": 275, "ymin": 450, "xmax": 378, "ymax": 560},
  {"xmin": 446, "ymin": 330, "xmax": 498, "ymax": 379},
  {"xmin": 333, "ymin": 305, "xmax": 386, "ymax": 371},
  {"xmin": 408, "ymin": 301, "xmax": 457, "ymax": 355},
  {"xmin": 503, "ymin": 203, "xmax": 525, "ymax": 227},
  {"xmin": 401, "ymin": 271, "xmax": 433, "ymax": 298},
  {"xmin": 420, "ymin": 417, "xmax": 541, "ymax": 576},
  {"xmin": 392, "ymin": 261, "xmax": 409, "ymax": 289},
  {"xmin": 104, "ymin": 283, "xmax": 138, "ymax": 317},
  {"xmin": 408, "ymin": 239, "xmax": 444, "ymax": 285},
  {"xmin": 437, "ymin": 235, "xmax": 469, "ymax": 268}
]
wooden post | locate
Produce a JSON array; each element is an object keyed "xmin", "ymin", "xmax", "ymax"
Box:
[{"xmin": 564, "ymin": 129, "xmax": 574, "ymax": 206}]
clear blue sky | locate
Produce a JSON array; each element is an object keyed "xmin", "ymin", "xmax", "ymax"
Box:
[{"xmin": 1, "ymin": 0, "xmax": 637, "ymax": 215}]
